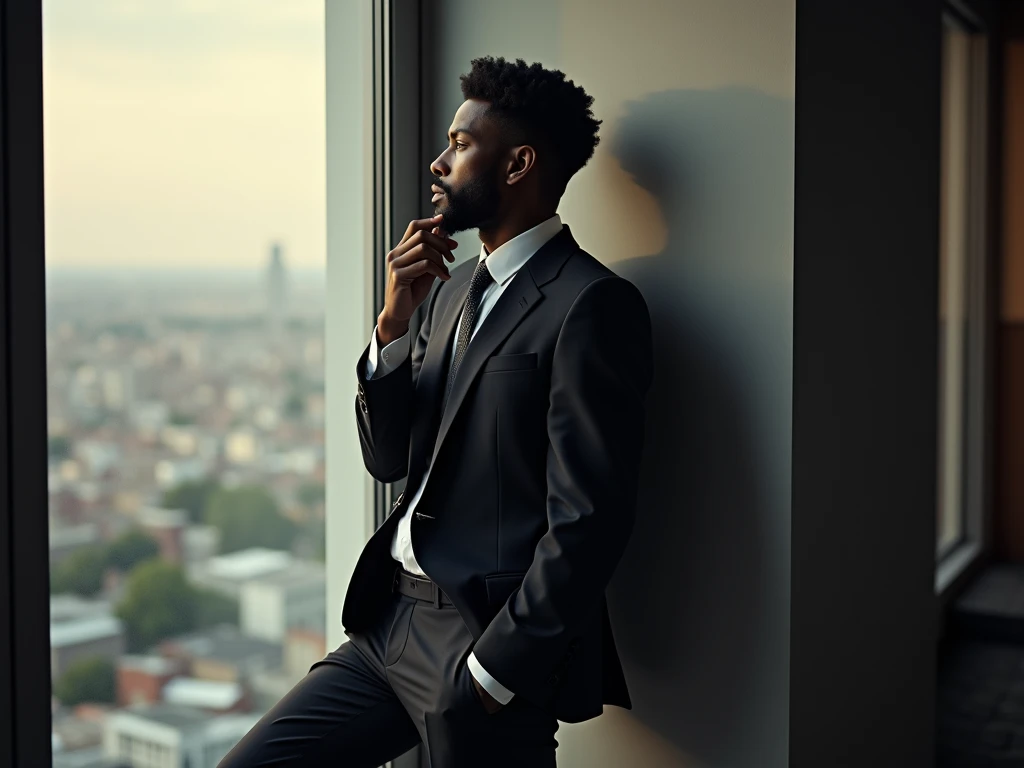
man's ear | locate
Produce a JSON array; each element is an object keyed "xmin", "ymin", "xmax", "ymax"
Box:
[{"xmin": 505, "ymin": 145, "xmax": 536, "ymax": 186}]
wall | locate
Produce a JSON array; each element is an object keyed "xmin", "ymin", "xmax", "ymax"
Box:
[
  {"xmin": 997, "ymin": 3, "xmax": 1024, "ymax": 560},
  {"xmin": 422, "ymin": 2, "xmax": 795, "ymax": 765},
  {"xmin": 789, "ymin": 3, "xmax": 938, "ymax": 764}
]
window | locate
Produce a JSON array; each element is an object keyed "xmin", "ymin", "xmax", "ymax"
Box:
[
  {"xmin": 937, "ymin": 11, "xmax": 989, "ymax": 561},
  {"xmin": 43, "ymin": 0, "xmax": 327, "ymax": 758}
]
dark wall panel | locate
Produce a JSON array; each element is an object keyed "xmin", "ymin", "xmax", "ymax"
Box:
[{"xmin": 791, "ymin": 1, "xmax": 940, "ymax": 765}]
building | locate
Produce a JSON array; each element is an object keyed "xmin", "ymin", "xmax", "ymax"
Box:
[
  {"xmin": 239, "ymin": 559, "xmax": 325, "ymax": 643},
  {"xmin": 51, "ymin": 613, "xmax": 124, "ymax": 682},
  {"xmin": 137, "ymin": 507, "xmax": 187, "ymax": 564},
  {"xmin": 49, "ymin": 522, "xmax": 101, "ymax": 566},
  {"xmin": 187, "ymin": 547, "xmax": 293, "ymax": 599},
  {"xmin": 161, "ymin": 678, "xmax": 248, "ymax": 715},
  {"xmin": 248, "ymin": 627, "xmax": 326, "ymax": 711},
  {"xmin": 102, "ymin": 704, "xmax": 259, "ymax": 768},
  {"xmin": 116, "ymin": 655, "xmax": 183, "ymax": 708},
  {"xmin": 265, "ymin": 241, "xmax": 287, "ymax": 339},
  {"xmin": 182, "ymin": 524, "xmax": 220, "ymax": 563},
  {"xmin": 158, "ymin": 624, "xmax": 282, "ymax": 685}
]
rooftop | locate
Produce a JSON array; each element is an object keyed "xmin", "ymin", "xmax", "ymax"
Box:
[
  {"xmin": 50, "ymin": 594, "xmax": 113, "ymax": 623},
  {"xmin": 118, "ymin": 654, "xmax": 180, "ymax": 676},
  {"xmin": 160, "ymin": 623, "xmax": 281, "ymax": 666},
  {"xmin": 138, "ymin": 506, "xmax": 188, "ymax": 529},
  {"xmin": 112, "ymin": 702, "xmax": 209, "ymax": 731},
  {"xmin": 162, "ymin": 677, "xmax": 243, "ymax": 710},
  {"xmin": 204, "ymin": 547, "xmax": 293, "ymax": 581},
  {"xmin": 245, "ymin": 559, "xmax": 325, "ymax": 588},
  {"xmin": 50, "ymin": 615, "xmax": 122, "ymax": 649}
]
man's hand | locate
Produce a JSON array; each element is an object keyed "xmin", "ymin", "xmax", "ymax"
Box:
[
  {"xmin": 471, "ymin": 675, "xmax": 504, "ymax": 714},
  {"xmin": 377, "ymin": 214, "xmax": 458, "ymax": 345}
]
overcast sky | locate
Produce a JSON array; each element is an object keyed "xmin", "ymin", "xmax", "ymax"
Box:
[{"xmin": 43, "ymin": 0, "xmax": 325, "ymax": 270}]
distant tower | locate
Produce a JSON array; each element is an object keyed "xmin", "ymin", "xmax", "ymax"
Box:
[{"xmin": 266, "ymin": 241, "xmax": 288, "ymax": 337}]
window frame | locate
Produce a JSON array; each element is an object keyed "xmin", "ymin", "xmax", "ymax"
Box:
[
  {"xmin": 935, "ymin": 0, "xmax": 999, "ymax": 601},
  {"xmin": 324, "ymin": 1, "xmax": 424, "ymax": 766},
  {"xmin": 0, "ymin": 0, "xmax": 51, "ymax": 764}
]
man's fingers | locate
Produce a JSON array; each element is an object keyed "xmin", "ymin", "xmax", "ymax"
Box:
[
  {"xmin": 394, "ymin": 229, "xmax": 457, "ymax": 263},
  {"xmin": 401, "ymin": 214, "xmax": 444, "ymax": 245},
  {"xmin": 394, "ymin": 258, "xmax": 450, "ymax": 282},
  {"xmin": 390, "ymin": 243, "xmax": 451, "ymax": 276}
]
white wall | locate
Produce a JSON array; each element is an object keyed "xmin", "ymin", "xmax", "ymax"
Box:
[{"xmin": 423, "ymin": 2, "xmax": 795, "ymax": 766}]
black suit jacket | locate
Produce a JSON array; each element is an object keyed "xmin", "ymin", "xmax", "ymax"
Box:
[{"xmin": 342, "ymin": 226, "xmax": 654, "ymax": 723}]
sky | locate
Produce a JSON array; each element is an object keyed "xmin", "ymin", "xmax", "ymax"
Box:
[{"xmin": 42, "ymin": 0, "xmax": 326, "ymax": 270}]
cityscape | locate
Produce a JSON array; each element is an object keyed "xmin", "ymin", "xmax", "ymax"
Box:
[{"xmin": 47, "ymin": 247, "xmax": 328, "ymax": 767}]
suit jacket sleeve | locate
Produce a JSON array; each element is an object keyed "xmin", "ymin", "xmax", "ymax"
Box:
[
  {"xmin": 354, "ymin": 279, "xmax": 444, "ymax": 483},
  {"xmin": 471, "ymin": 275, "xmax": 655, "ymax": 706}
]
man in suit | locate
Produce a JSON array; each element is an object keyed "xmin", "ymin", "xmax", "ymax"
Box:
[{"xmin": 221, "ymin": 56, "xmax": 653, "ymax": 767}]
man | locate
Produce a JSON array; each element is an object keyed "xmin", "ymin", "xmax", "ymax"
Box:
[{"xmin": 221, "ymin": 56, "xmax": 653, "ymax": 767}]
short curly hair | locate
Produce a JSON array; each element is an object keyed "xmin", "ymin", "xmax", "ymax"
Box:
[{"xmin": 460, "ymin": 56, "xmax": 601, "ymax": 194}]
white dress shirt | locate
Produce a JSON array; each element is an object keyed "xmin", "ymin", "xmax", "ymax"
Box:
[{"xmin": 362, "ymin": 214, "xmax": 563, "ymax": 705}]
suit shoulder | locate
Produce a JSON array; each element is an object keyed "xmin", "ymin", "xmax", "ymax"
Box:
[{"xmin": 564, "ymin": 249, "xmax": 648, "ymax": 307}]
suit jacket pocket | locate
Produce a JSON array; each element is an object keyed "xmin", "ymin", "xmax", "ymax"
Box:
[
  {"xmin": 482, "ymin": 353, "xmax": 537, "ymax": 373},
  {"xmin": 485, "ymin": 572, "xmax": 528, "ymax": 610}
]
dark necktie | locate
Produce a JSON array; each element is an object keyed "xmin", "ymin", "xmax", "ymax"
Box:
[{"xmin": 441, "ymin": 258, "xmax": 494, "ymax": 415}]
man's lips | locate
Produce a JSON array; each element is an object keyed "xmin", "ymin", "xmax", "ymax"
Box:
[{"xmin": 431, "ymin": 185, "xmax": 446, "ymax": 203}]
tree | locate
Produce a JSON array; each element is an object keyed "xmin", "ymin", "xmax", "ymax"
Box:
[
  {"xmin": 195, "ymin": 587, "xmax": 239, "ymax": 627},
  {"xmin": 50, "ymin": 546, "xmax": 107, "ymax": 597},
  {"xmin": 284, "ymin": 392, "xmax": 305, "ymax": 420},
  {"xmin": 204, "ymin": 485, "xmax": 297, "ymax": 553},
  {"xmin": 116, "ymin": 561, "xmax": 197, "ymax": 652},
  {"xmin": 297, "ymin": 481, "xmax": 325, "ymax": 508},
  {"xmin": 162, "ymin": 477, "xmax": 220, "ymax": 524},
  {"xmin": 105, "ymin": 529, "xmax": 160, "ymax": 572},
  {"xmin": 168, "ymin": 410, "xmax": 194, "ymax": 426},
  {"xmin": 54, "ymin": 656, "xmax": 115, "ymax": 706},
  {"xmin": 48, "ymin": 435, "xmax": 72, "ymax": 461},
  {"xmin": 115, "ymin": 561, "xmax": 239, "ymax": 652}
]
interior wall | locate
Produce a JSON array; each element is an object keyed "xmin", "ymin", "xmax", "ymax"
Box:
[
  {"xmin": 996, "ymin": 2, "xmax": 1024, "ymax": 560},
  {"xmin": 421, "ymin": 2, "xmax": 795, "ymax": 766},
  {"xmin": 789, "ymin": 2, "xmax": 938, "ymax": 765}
]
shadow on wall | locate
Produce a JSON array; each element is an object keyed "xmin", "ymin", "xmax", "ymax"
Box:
[{"xmin": 607, "ymin": 87, "xmax": 793, "ymax": 768}]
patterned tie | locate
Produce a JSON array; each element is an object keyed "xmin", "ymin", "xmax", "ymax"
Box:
[{"xmin": 441, "ymin": 257, "xmax": 494, "ymax": 415}]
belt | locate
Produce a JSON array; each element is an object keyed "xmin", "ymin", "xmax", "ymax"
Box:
[{"xmin": 393, "ymin": 567, "xmax": 454, "ymax": 608}]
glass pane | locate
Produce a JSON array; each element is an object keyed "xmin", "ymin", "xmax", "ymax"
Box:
[
  {"xmin": 44, "ymin": 3, "xmax": 326, "ymax": 765},
  {"xmin": 937, "ymin": 20, "xmax": 972, "ymax": 555}
]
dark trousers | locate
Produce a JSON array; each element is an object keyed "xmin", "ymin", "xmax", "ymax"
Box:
[{"xmin": 219, "ymin": 578, "xmax": 559, "ymax": 767}]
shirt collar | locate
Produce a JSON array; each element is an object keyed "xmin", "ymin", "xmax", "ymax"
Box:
[{"xmin": 479, "ymin": 214, "xmax": 563, "ymax": 287}]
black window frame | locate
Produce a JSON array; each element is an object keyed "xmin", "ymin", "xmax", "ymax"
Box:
[{"xmin": 1, "ymin": 0, "xmax": 51, "ymax": 765}]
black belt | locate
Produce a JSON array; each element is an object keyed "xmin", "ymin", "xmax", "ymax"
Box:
[{"xmin": 393, "ymin": 567, "xmax": 454, "ymax": 608}]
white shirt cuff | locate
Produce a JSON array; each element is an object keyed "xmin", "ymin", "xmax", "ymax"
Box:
[
  {"xmin": 365, "ymin": 323, "xmax": 411, "ymax": 380},
  {"xmin": 467, "ymin": 652, "xmax": 514, "ymax": 705}
]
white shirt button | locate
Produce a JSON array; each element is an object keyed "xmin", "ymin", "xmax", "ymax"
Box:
[{"xmin": 401, "ymin": 536, "xmax": 408, "ymax": 544}]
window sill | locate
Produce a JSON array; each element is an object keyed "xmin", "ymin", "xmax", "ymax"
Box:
[{"xmin": 936, "ymin": 539, "xmax": 984, "ymax": 601}]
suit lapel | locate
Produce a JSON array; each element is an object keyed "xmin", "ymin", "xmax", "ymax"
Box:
[
  {"xmin": 417, "ymin": 226, "xmax": 580, "ymax": 478},
  {"xmin": 427, "ymin": 266, "xmax": 542, "ymax": 469},
  {"xmin": 402, "ymin": 226, "xmax": 579, "ymax": 499},
  {"xmin": 406, "ymin": 274, "xmax": 469, "ymax": 487}
]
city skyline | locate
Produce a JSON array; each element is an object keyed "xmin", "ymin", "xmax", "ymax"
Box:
[{"xmin": 42, "ymin": 0, "xmax": 326, "ymax": 270}]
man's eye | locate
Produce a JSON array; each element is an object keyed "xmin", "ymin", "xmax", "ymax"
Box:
[{"xmin": 455, "ymin": 142, "xmax": 467, "ymax": 150}]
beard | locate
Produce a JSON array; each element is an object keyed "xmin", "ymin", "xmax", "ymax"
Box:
[{"xmin": 433, "ymin": 166, "xmax": 501, "ymax": 235}]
